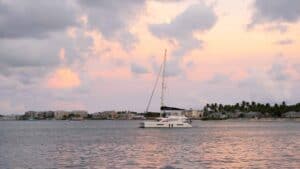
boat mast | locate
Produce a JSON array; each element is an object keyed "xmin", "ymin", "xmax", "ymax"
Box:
[
  {"xmin": 145, "ymin": 49, "xmax": 167, "ymax": 113},
  {"xmin": 161, "ymin": 49, "xmax": 167, "ymax": 109},
  {"xmin": 145, "ymin": 57, "xmax": 163, "ymax": 113}
]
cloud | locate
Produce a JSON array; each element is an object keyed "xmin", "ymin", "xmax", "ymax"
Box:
[
  {"xmin": 131, "ymin": 63, "xmax": 148, "ymax": 74},
  {"xmin": 149, "ymin": 2, "xmax": 217, "ymax": 57},
  {"xmin": 0, "ymin": 0, "xmax": 78, "ymax": 39},
  {"xmin": 265, "ymin": 24, "xmax": 288, "ymax": 33},
  {"xmin": 148, "ymin": 2, "xmax": 217, "ymax": 77},
  {"xmin": 237, "ymin": 56, "xmax": 294, "ymax": 102},
  {"xmin": 0, "ymin": 29, "xmax": 89, "ymax": 84},
  {"xmin": 46, "ymin": 67, "xmax": 80, "ymax": 89},
  {"xmin": 249, "ymin": 0, "xmax": 300, "ymax": 29},
  {"xmin": 274, "ymin": 39, "xmax": 294, "ymax": 45},
  {"xmin": 78, "ymin": 0, "xmax": 146, "ymax": 48},
  {"xmin": 165, "ymin": 59, "xmax": 182, "ymax": 77},
  {"xmin": 150, "ymin": 58, "xmax": 182, "ymax": 77},
  {"xmin": 1, "ymin": 0, "xmax": 300, "ymax": 114},
  {"xmin": 0, "ymin": 100, "xmax": 25, "ymax": 114},
  {"xmin": 0, "ymin": 5, "xmax": 91, "ymax": 89},
  {"xmin": 294, "ymin": 64, "xmax": 300, "ymax": 74},
  {"xmin": 237, "ymin": 73, "xmax": 276, "ymax": 102},
  {"xmin": 0, "ymin": 35, "xmax": 65, "ymax": 87},
  {"xmin": 207, "ymin": 73, "xmax": 230, "ymax": 84},
  {"xmin": 268, "ymin": 61, "xmax": 290, "ymax": 81},
  {"xmin": 0, "ymin": 38, "xmax": 60, "ymax": 68},
  {"xmin": 0, "ymin": 0, "xmax": 90, "ymax": 86}
]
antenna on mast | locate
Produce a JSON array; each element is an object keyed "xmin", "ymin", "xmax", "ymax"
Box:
[{"xmin": 161, "ymin": 49, "xmax": 167, "ymax": 108}]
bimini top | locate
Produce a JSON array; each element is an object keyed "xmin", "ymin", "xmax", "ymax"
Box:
[{"xmin": 160, "ymin": 106, "xmax": 185, "ymax": 111}]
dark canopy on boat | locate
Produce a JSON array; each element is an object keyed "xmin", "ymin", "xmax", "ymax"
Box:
[{"xmin": 160, "ymin": 106, "xmax": 185, "ymax": 111}]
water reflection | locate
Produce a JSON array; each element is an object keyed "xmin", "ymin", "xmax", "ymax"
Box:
[{"xmin": 0, "ymin": 121, "xmax": 299, "ymax": 169}]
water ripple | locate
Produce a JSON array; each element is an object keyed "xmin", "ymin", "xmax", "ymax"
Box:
[{"xmin": 0, "ymin": 120, "xmax": 299, "ymax": 169}]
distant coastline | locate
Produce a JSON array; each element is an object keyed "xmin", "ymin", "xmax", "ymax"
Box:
[
  {"xmin": 202, "ymin": 101, "xmax": 300, "ymax": 120},
  {"xmin": 1, "ymin": 101, "xmax": 300, "ymax": 121}
]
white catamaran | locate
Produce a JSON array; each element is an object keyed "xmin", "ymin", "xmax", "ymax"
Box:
[{"xmin": 140, "ymin": 50, "xmax": 192, "ymax": 128}]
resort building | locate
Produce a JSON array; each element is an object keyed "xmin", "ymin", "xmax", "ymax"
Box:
[
  {"xmin": 182, "ymin": 109, "xmax": 204, "ymax": 119},
  {"xmin": 282, "ymin": 111, "xmax": 300, "ymax": 118}
]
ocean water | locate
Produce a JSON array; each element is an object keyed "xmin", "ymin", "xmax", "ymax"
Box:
[{"xmin": 0, "ymin": 120, "xmax": 299, "ymax": 169}]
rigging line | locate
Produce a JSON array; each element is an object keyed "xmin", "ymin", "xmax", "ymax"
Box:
[
  {"xmin": 145, "ymin": 58, "xmax": 164, "ymax": 113},
  {"xmin": 161, "ymin": 49, "xmax": 167, "ymax": 108}
]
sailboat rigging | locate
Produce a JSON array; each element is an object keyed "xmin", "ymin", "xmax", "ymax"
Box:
[{"xmin": 140, "ymin": 49, "xmax": 192, "ymax": 128}]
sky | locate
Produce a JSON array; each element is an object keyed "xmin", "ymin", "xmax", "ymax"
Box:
[{"xmin": 1, "ymin": 0, "xmax": 300, "ymax": 114}]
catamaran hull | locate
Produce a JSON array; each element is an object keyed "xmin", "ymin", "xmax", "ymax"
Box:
[{"xmin": 140, "ymin": 121, "xmax": 192, "ymax": 128}]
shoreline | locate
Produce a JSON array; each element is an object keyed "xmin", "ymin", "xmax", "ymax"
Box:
[
  {"xmin": 1, "ymin": 117, "xmax": 299, "ymax": 122},
  {"xmin": 221, "ymin": 118, "xmax": 300, "ymax": 122}
]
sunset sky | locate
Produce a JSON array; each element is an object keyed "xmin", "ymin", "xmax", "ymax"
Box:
[{"xmin": 1, "ymin": 0, "xmax": 300, "ymax": 114}]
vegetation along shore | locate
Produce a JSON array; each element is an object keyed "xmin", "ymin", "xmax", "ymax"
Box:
[{"xmin": 1, "ymin": 101, "xmax": 300, "ymax": 121}]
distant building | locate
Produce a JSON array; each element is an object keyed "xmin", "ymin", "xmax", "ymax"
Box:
[
  {"xmin": 132, "ymin": 115, "xmax": 146, "ymax": 120},
  {"xmin": 103, "ymin": 111, "xmax": 118, "ymax": 119},
  {"xmin": 90, "ymin": 112, "xmax": 103, "ymax": 119},
  {"xmin": 91, "ymin": 111, "xmax": 118, "ymax": 120},
  {"xmin": 24, "ymin": 111, "xmax": 38, "ymax": 119},
  {"xmin": 183, "ymin": 109, "xmax": 204, "ymax": 119},
  {"xmin": 71, "ymin": 110, "xmax": 88, "ymax": 118},
  {"xmin": 205, "ymin": 112, "xmax": 227, "ymax": 119},
  {"xmin": 91, "ymin": 111, "xmax": 137, "ymax": 120},
  {"xmin": 228, "ymin": 111, "xmax": 243, "ymax": 118},
  {"xmin": 54, "ymin": 111, "xmax": 70, "ymax": 120},
  {"xmin": 117, "ymin": 111, "xmax": 136, "ymax": 120},
  {"xmin": 24, "ymin": 111, "xmax": 54, "ymax": 120},
  {"xmin": 39, "ymin": 111, "xmax": 54, "ymax": 119},
  {"xmin": 53, "ymin": 110, "xmax": 88, "ymax": 120},
  {"xmin": 0, "ymin": 115, "xmax": 17, "ymax": 121},
  {"xmin": 243, "ymin": 112, "xmax": 263, "ymax": 118},
  {"xmin": 282, "ymin": 111, "xmax": 300, "ymax": 118}
]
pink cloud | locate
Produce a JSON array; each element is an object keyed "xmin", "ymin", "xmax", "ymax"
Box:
[{"xmin": 46, "ymin": 67, "xmax": 80, "ymax": 89}]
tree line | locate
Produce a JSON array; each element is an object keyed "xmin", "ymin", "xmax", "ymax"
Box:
[{"xmin": 203, "ymin": 101, "xmax": 300, "ymax": 117}]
